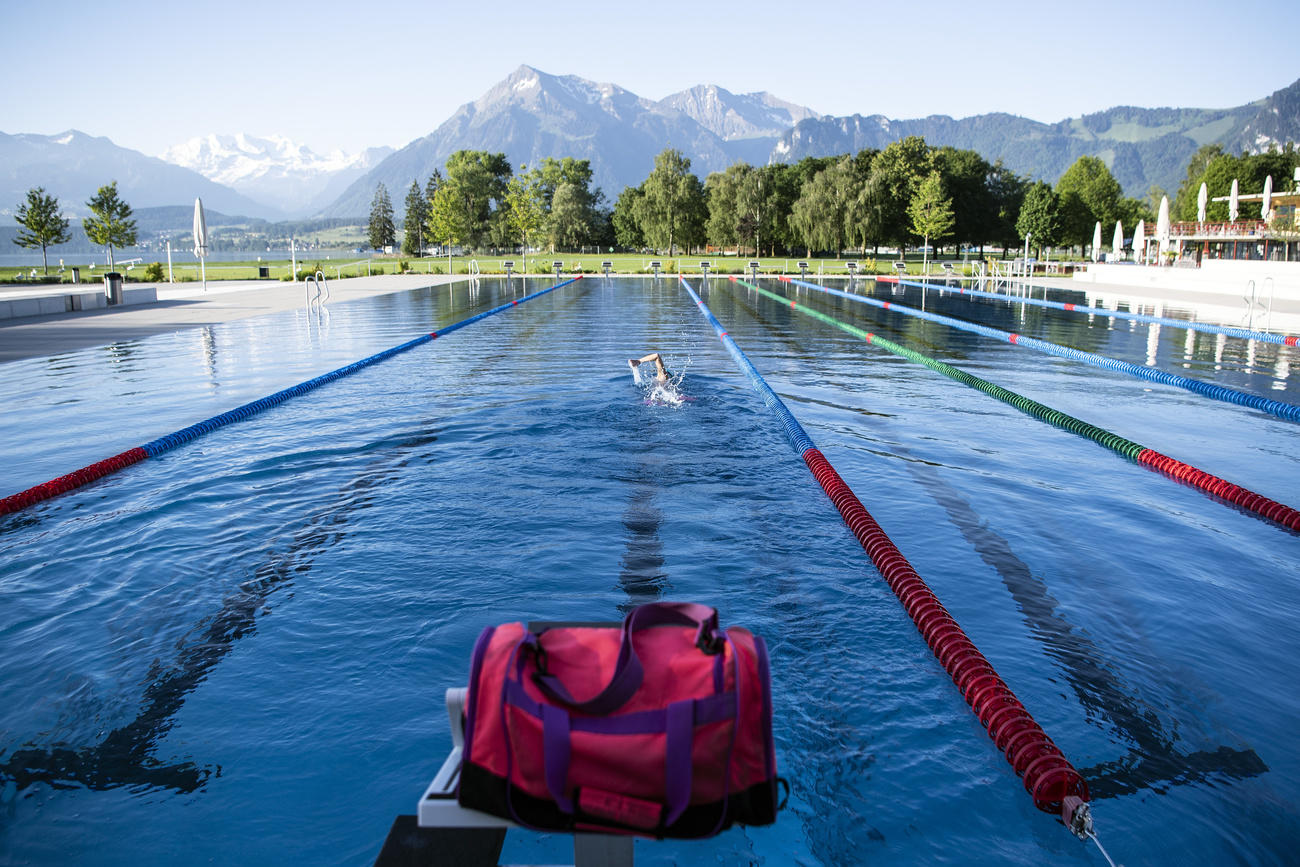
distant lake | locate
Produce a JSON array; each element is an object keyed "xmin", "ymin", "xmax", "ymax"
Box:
[{"xmin": 0, "ymin": 249, "xmax": 366, "ymax": 268}]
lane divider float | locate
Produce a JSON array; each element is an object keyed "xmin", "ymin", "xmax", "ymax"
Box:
[
  {"xmin": 731, "ymin": 277, "xmax": 1298, "ymax": 532},
  {"xmin": 1, "ymin": 276, "xmax": 584, "ymax": 516},
  {"xmin": 784, "ymin": 277, "xmax": 1300, "ymax": 423},
  {"xmin": 678, "ymin": 276, "xmax": 1096, "ymax": 838}
]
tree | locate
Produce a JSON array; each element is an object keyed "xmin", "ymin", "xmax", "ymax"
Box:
[
  {"xmin": 868, "ymin": 136, "xmax": 933, "ymax": 251},
  {"xmin": 908, "ymin": 171, "xmax": 955, "ymax": 274},
  {"xmin": 640, "ymin": 149, "xmax": 705, "ymax": 255},
  {"xmin": 402, "ymin": 180, "xmax": 428, "ymax": 256},
  {"xmin": 758, "ymin": 163, "xmax": 800, "ymax": 255},
  {"xmin": 548, "ymin": 181, "xmax": 592, "ymax": 251},
  {"xmin": 612, "ymin": 186, "xmax": 646, "ymax": 249},
  {"xmin": 426, "ymin": 184, "xmax": 465, "ymax": 254},
  {"xmin": 441, "ymin": 150, "xmax": 512, "ymax": 250},
  {"xmin": 705, "ymin": 166, "xmax": 742, "ymax": 251},
  {"xmin": 368, "ymin": 182, "xmax": 396, "ymax": 251},
  {"xmin": 1015, "ymin": 181, "xmax": 1060, "ymax": 255},
  {"xmin": 1055, "ymin": 156, "xmax": 1123, "ymax": 249},
  {"xmin": 789, "ymin": 157, "xmax": 857, "ymax": 256},
  {"xmin": 83, "ymin": 181, "xmax": 137, "ymax": 271},
  {"xmin": 988, "ymin": 161, "xmax": 1028, "ymax": 254},
  {"xmin": 930, "ymin": 146, "xmax": 997, "ymax": 253},
  {"xmin": 13, "ymin": 187, "xmax": 70, "ymax": 274},
  {"xmin": 505, "ymin": 167, "xmax": 546, "ymax": 257}
]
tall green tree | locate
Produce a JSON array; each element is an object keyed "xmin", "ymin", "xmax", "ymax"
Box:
[
  {"xmin": 402, "ymin": 180, "xmax": 428, "ymax": 255},
  {"xmin": 426, "ymin": 184, "xmax": 465, "ymax": 254},
  {"xmin": 505, "ymin": 166, "xmax": 546, "ymax": 257},
  {"xmin": 868, "ymin": 136, "xmax": 933, "ymax": 250},
  {"xmin": 705, "ymin": 163, "xmax": 753, "ymax": 251},
  {"xmin": 441, "ymin": 150, "xmax": 512, "ymax": 250},
  {"xmin": 83, "ymin": 181, "xmax": 137, "ymax": 271},
  {"xmin": 1055, "ymin": 155, "xmax": 1123, "ymax": 248},
  {"xmin": 640, "ymin": 149, "xmax": 705, "ymax": 255},
  {"xmin": 368, "ymin": 182, "xmax": 396, "ymax": 250},
  {"xmin": 988, "ymin": 161, "xmax": 1028, "ymax": 254},
  {"xmin": 549, "ymin": 181, "xmax": 592, "ymax": 251},
  {"xmin": 1015, "ymin": 181, "xmax": 1060, "ymax": 255},
  {"xmin": 908, "ymin": 171, "xmax": 955, "ymax": 273},
  {"xmin": 931, "ymin": 146, "xmax": 998, "ymax": 252},
  {"xmin": 612, "ymin": 186, "xmax": 646, "ymax": 249},
  {"xmin": 13, "ymin": 187, "xmax": 70, "ymax": 274},
  {"xmin": 789, "ymin": 156, "xmax": 857, "ymax": 256},
  {"xmin": 757, "ymin": 163, "xmax": 800, "ymax": 255}
]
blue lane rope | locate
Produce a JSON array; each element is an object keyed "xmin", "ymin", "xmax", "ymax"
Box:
[
  {"xmin": 144, "ymin": 276, "xmax": 583, "ymax": 457},
  {"xmin": 786, "ymin": 277, "xmax": 1300, "ymax": 424},
  {"xmin": 895, "ymin": 277, "xmax": 1298, "ymax": 347},
  {"xmin": 678, "ymin": 278, "xmax": 814, "ymax": 454},
  {"xmin": 3, "ymin": 276, "xmax": 584, "ymax": 514}
]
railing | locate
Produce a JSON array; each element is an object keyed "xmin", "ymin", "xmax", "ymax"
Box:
[
  {"xmin": 1170, "ymin": 220, "xmax": 1268, "ymax": 238},
  {"xmin": 304, "ymin": 271, "xmax": 329, "ymax": 309}
]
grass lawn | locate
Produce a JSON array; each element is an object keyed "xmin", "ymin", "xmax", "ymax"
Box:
[{"xmin": 2, "ymin": 251, "xmax": 1008, "ymax": 285}]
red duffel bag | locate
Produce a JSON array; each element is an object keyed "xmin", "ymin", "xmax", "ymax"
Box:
[{"xmin": 457, "ymin": 602, "xmax": 780, "ymax": 838}]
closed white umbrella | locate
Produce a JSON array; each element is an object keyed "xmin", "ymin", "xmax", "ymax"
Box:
[
  {"xmin": 1156, "ymin": 196, "xmax": 1171, "ymax": 259},
  {"xmin": 1092, "ymin": 221, "xmax": 1102, "ymax": 262},
  {"xmin": 1133, "ymin": 220, "xmax": 1146, "ymax": 264},
  {"xmin": 1112, "ymin": 220, "xmax": 1124, "ymax": 260},
  {"xmin": 1197, "ymin": 182, "xmax": 1208, "ymax": 223},
  {"xmin": 192, "ymin": 197, "xmax": 209, "ymax": 291},
  {"xmin": 1229, "ymin": 179, "xmax": 1239, "ymax": 222},
  {"xmin": 1262, "ymin": 174, "xmax": 1273, "ymax": 221}
]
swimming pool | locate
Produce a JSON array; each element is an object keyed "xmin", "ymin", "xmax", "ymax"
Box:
[{"xmin": 1, "ymin": 276, "xmax": 1297, "ymax": 865}]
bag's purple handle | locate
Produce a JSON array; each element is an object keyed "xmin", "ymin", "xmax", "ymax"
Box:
[{"xmin": 531, "ymin": 602, "xmax": 721, "ymax": 716}]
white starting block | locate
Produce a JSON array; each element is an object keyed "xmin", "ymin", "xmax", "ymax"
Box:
[{"xmin": 412, "ymin": 687, "xmax": 634, "ymax": 867}]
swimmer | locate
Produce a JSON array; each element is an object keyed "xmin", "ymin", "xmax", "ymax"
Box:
[{"xmin": 628, "ymin": 352, "xmax": 670, "ymax": 384}]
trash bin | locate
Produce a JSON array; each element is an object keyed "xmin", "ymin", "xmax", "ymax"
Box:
[
  {"xmin": 104, "ymin": 272, "xmax": 123, "ymax": 305},
  {"xmin": 257, "ymin": 265, "xmax": 270, "ymax": 279},
  {"xmin": 70, "ymin": 267, "xmax": 80, "ymax": 284}
]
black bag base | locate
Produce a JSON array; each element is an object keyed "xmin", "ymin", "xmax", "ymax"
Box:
[{"xmin": 457, "ymin": 760, "xmax": 778, "ymax": 840}]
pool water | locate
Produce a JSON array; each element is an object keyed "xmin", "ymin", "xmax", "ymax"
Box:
[{"xmin": 1, "ymin": 277, "xmax": 1297, "ymax": 865}]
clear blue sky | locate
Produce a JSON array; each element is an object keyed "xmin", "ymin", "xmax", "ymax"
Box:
[{"xmin": 3, "ymin": 0, "xmax": 1296, "ymax": 157}]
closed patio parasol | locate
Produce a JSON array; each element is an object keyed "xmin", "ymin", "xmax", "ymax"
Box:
[
  {"xmin": 1133, "ymin": 220, "xmax": 1146, "ymax": 264},
  {"xmin": 1112, "ymin": 221, "xmax": 1124, "ymax": 260},
  {"xmin": 1092, "ymin": 221, "xmax": 1102, "ymax": 262},
  {"xmin": 1197, "ymin": 182, "xmax": 1208, "ymax": 223},
  {"xmin": 193, "ymin": 197, "xmax": 209, "ymax": 291},
  {"xmin": 1229, "ymin": 179, "xmax": 1239, "ymax": 222},
  {"xmin": 1156, "ymin": 196, "xmax": 1171, "ymax": 259},
  {"xmin": 1262, "ymin": 175, "xmax": 1273, "ymax": 220}
]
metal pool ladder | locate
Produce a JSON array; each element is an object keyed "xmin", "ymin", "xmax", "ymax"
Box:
[{"xmin": 305, "ymin": 271, "xmax": 330, "ymax": 309}]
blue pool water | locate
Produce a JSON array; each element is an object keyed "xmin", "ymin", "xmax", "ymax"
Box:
[{"xmin": 1, "ymin": 277, "xmax": 1297, "ymax": 865}]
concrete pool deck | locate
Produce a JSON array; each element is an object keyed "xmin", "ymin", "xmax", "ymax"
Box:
[{"xmin": 0, "ymin": 274, "xmax": 462, "ymax": 363}]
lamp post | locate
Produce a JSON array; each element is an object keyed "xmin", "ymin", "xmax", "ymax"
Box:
[{"xmin": 1022, "ymin": 233, "xmax": 1031, "ymax": 281}]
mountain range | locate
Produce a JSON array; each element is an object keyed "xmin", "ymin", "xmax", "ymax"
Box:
[
  {"xmin": 0, "ymin": 130, "xmax": 280, "ymax": 222},
  {"xmin": 4, "ymin": 67, "xmax": 1298, "ymax": 226},
  {"xmin": 161, "ymin": 134, "xmax": 393, "ymax": 215},
  {"xmin": 321, "ymin": 66, "xmax": 823, "ymax": 216},
  {"xmin": 326, "ymin": 67, "xmax": 1300, "ymax": 217}
]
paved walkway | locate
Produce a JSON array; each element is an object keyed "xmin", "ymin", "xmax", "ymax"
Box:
[
  {"xmin": 1033, "ymin": 276, "xmax": 1300, "ymax": 333},
  {"xmin": 0, "ymin": 275, "xmax": 461, "ymax": 363}
]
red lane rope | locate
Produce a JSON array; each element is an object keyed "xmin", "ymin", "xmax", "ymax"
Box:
[
  {"xmin": 1, "ymin": 448, "xmax": 148, "ymax": 515},
  {"xmin": 1137, "ymin": 450, "xmax": 1300, "ymax": 530},
  {"xmin": 800, "ymin": 446, "xmax": 1089, "ymax": 820}
]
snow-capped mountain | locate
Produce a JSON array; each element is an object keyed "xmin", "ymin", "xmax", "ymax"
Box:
[
  {"xmin": 322, "ymin": 65, "xmax": 820, "ymax": 217},
  {"xmin": 0, "ymin": 129, "xmax": 279, "ymax": 221},
  {"xmin": 161, "ymin": 133, "xmax": 393, "ymax": 216}
]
